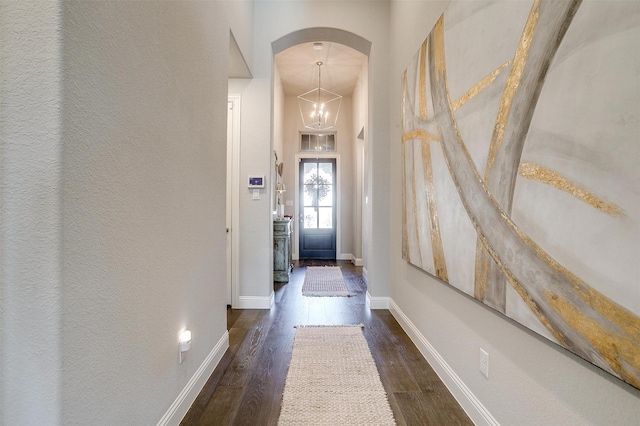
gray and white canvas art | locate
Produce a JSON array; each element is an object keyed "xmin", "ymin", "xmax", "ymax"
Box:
[{"xmin": 401, "ymin": 0, "xmax": 640, "ymax": 389}]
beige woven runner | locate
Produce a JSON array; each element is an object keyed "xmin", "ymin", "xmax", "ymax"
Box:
[
  {"xmin": 278, "ymin": 325, "xmax": 396, "ymax": 425},
  {"xmin": 301, "ymin": 266, "xmax": 354, "ymax": 297}
]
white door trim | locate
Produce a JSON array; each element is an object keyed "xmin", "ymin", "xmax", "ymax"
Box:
[{"xmin": 227, "ymin": 95, "xmax": 241, "ymax": 307}]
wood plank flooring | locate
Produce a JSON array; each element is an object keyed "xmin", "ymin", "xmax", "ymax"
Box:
[{"xmin": 181, "ymin": 260, "xmax": 472, "ymax": 426}]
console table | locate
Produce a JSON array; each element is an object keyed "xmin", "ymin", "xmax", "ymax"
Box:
[{"xmin": 274, "ymin": 217, "xmax": 293, "ymax": 282}]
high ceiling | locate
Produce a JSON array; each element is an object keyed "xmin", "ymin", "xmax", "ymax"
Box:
[{"xmin": 275, "ymin": 41, "xmax": 367, "ymax": 97}]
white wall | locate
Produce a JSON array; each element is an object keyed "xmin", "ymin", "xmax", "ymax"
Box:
[
  {"xmin": 240, "ymin": 0, "xmax": 391, "ymax": 300},
  {"xmin": 1, "ymin": 2, "xmax": 63, "ymax": 424},
  {"xmin": 273, "ymin": 64, "xmax": 285, "ymax": 174},
  {"xmin": 351, "ymin": 63, "xmax": 368, "ymax": 264},
  {"xmin": 2, "ymin": 1, "xmax": 253, "ymax": 424},
  {"xmin": 388, "ymin": 1, "xmax": 640, "ymax": 425}
]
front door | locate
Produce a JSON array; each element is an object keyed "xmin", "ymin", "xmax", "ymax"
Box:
[{"xmin": 299, "ymin": 158, "xmax": 336, "ymax": 259}]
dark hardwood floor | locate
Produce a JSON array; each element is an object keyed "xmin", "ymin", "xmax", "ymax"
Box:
[{"xmin": 181, "ymin": 260, "xmax": 472, "ymax": 425}]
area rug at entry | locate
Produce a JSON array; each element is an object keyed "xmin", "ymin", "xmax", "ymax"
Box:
[
  {"xmin": 301, "ymin": 266, "xmax": 354, "ymax": 297},
  {"xmin": 278, "ymin": 325, "xmax": 396, "ymax": 425}
]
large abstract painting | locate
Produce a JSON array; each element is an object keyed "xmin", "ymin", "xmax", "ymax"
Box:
[{"xmin": 401, "ymin": 0, "xmax": 640, "ymax": 389}]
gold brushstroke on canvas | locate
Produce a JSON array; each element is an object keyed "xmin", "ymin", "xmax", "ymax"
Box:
[
  {"xmin": 402, "ymin": 129, "xmax": 441, "ymax": 143},
  {"xmin": 466, "ymin": 181, "xmax": 568, "ymax": 344},
  {"xmin": 451, "ymin": 61, "xmax": 511, "ymax": 112},
  {"xmin": 545, "ymin": 290, "xmax": 640, "ymax": 389},
  {"xmin": 579, "ymin": 286, "xmax": 640, "ymax": 339},
  {"xmin": 402, "ymin": 71, "xmax": 410, "ymax": 261},
  {"xmin": 475, "ymin": 0, "xmax": 539, "ymax": 301},
  {"xmin": 511, "ymin": 204, "xmax": 640, "ymax": 379},
  {"xmin": 502, "ymin": 270, "xmax": 568, "ymax": 345},
  {"xmin": 489, "ymin": 188, "xmax": 640, "ymax": 383},
  {"xmin": 411, "ymin": 143, "xmax": 423, "ymax": 263},
  {"xmin": 433, "ymin": 16, "xmax": 446, "ymax": 85},
  {"xmin": 449, "ymin": 157, "xmax": 568, "ymax": 344},
  {"xmin": 474, "ymin": 242, "xmax": 491, "ymax": 300},
  {"xmin": 419, "ymin": 40, "xmax": 429, "ymax": 120},
  {"xmin": 519, "ymin": 162, "xmax": 624, "ymax": 216},
  {"xmin": 421, "ymin": 140, "xmax": 449, "ymax": 281},
  {"xmin": 485, "ymin": 0, "xmax": 540, "ymax": 176}
]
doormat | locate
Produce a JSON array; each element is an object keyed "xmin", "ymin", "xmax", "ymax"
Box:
[
  {"xmin": 301, "ymin": 266, "xmax": 354, "ymax": 297},
  {"xmin": 278, "ymin": 325, "xmax": 396, "ymax": 425}
]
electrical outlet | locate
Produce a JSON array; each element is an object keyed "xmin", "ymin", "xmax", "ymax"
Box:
[{"xmin": 479, "ymin": 348, "xmax": 490, "ymax": 379}]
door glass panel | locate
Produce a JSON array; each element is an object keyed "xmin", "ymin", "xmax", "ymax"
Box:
[
  {"xmin": 300, "ymin": 133, "xmax": 336, "ymax": 152},
  {"xmin": 318, "ymin": 207, "xmax": 332, "ymax": 229},
  {"xmin": 301, "ymin": 134, "xmax": 311, "ymax": 151},
  {"xmin": 325, "ymin": 137, "xmax": 335, "ymax": 151},
  {"xmin": 319, "ymin": 162, "xmax": 333, "ymax": 184},
  {"xmin": 318, "ymin": 185, "xmax": 333, "ymax": 206},
  {"xmin": 303, "ymin": 163, "xmax": 318, "ymax": 184},
  {"xmin": 304, "ymin": 207, "xmax": 318, "ymax": 228},
  {"xmin": 303, "ymin": 184, "xmax": 317, "ymax": 206}
]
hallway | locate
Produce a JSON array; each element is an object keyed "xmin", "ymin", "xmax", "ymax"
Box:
[{"xmin": 181, "ymin": 261, "xmax": 472, "ymax": 425}]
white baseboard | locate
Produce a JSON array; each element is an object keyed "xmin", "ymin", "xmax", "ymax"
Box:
[
  {"xmin": 292, "ymin": 253, "xmax": 361, "ymax": 265},
  {"xmin": 237, "ymin": 292, "xmax": 274, "ymax": 309},
  {"xmin": 337, "ymin": 253, "xmax": 352, "ymax": 261},
  {"xmin": 339, "ymin": 253, "xmax": 364, "ymax": 266},
  {"xmin": 157, "ymin": 331, "xmax": 229, "ymax": 426},
  {"xmin": 389, "ymin": 299, "xmax": 499, "ymax": 426},
  {"xmin": 366, "ymin": 291, "xmax": 390, "ymax": 310}
]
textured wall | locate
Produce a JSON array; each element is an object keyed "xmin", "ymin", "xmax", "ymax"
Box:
[
  {"xmin": 389, "ymin": 0, "xmax": 640, "ymax": 424},
  {"xmin": 59, "ymin": 2, "xmax": 233, "ymax": 423},
  {"xmin": 1, "ymin": 2, "xmax": 63, "ymax": 424}
]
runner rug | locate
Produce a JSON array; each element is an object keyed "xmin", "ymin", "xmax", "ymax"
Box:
[
  {"xmin": 278, "ymin": 325, "xmax": 396, "ymax": 426},
  {"xmin": 301, "ymin": 266, "xmax": 354, "ymax": 297}
]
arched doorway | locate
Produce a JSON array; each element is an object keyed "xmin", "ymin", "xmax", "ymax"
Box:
[{"xmin": 271, "ymin": 28, "xmax": 370, "ymax": 266}]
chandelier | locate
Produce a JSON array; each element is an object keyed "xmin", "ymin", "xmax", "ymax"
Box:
[{"xmin": 297, "ymin": 61, "xmax": 342, "ymax": 130}]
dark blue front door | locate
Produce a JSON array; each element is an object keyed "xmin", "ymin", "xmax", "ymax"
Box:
[{"xmin": 299, "ymin": 158, "xmax": 336, "ymax": 259}]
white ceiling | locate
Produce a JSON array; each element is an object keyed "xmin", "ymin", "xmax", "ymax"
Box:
[{"xmin": 275, "ymin": 41, "xmax": 367, "ymax": 97}]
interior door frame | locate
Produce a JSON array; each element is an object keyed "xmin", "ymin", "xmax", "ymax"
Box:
[
  {"xmin": 227, "ymin": 95, "xmax": 241, "ymax": 307},
  {"xmin": 294, "ymin": 153, "xmax": 341, "ymax": 260}
]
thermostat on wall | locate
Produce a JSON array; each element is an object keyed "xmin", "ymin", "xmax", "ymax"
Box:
[{"xmin": 248, "ymin": 175, "xmax": 265, "ymax": 188}]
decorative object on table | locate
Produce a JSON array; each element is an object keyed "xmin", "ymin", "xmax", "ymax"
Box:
[
  {"xmin": 278, "ymin": 325, "xmax": 395, "ymax": 426},
  {"xmin": 276, "ymin": 182, "xmax": 286, "ymax": 219},
  {"xmin": 301, "ymin": 266, "xmax": 353, "ymax": 297},
  {"xmin": 401, "ymin": 0, "xmax": 640, "ymax": 389}
]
